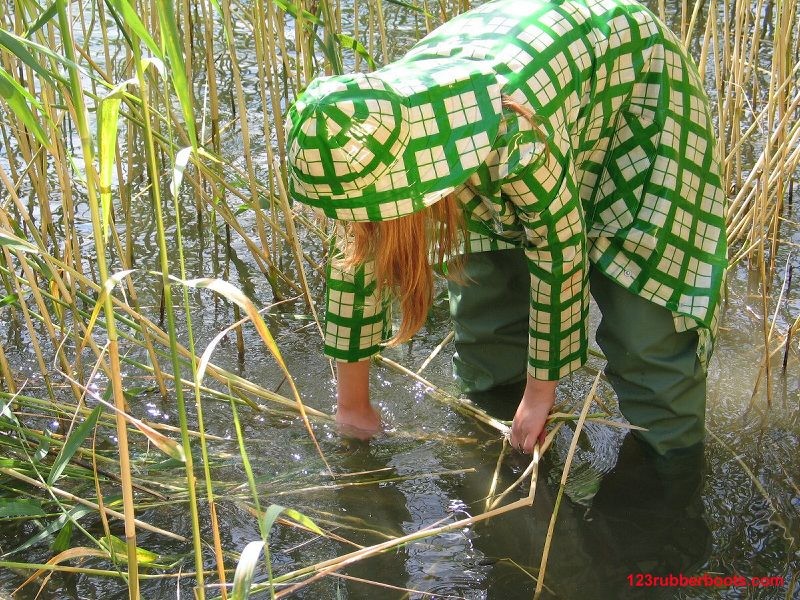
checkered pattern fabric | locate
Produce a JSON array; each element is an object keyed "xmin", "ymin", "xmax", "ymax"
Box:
[
  {"xmin": 297, "ymin": 0, "xmax": 728, "ymax": 379},
  {"xmin": 287, "ymin": 63, "xmax": 503, "ymax": 221}
]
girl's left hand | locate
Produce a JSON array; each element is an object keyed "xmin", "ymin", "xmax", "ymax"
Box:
[{"xmin": 510, "ymin": 376, "xmax": 557, "ymax": 453}]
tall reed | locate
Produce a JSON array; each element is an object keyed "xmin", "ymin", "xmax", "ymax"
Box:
[{"xmin": 0, "ymin": 0, "xmax": 797, "ymax": 597}]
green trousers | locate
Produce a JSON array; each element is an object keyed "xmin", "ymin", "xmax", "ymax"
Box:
[{"xmin": 447, "ymin": 249, "xmax": 707, "ymax": 455}]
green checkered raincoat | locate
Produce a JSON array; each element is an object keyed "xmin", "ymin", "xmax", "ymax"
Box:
[{"xmin": 314, "ymin": 0, "xmax": 727, "ymax": 380}]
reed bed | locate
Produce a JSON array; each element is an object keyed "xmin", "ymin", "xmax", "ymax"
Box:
[{"xmin": 0, "ymin": 0, "xmax": 798, "ymax": 598}]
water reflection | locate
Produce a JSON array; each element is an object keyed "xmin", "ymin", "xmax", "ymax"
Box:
[
  {"xmin": 323, "ymin": 439, "xmax": 413, "ymax": 598},
  {"xmin": 466, "ymin": 435, "xmax": 709, "ymax": 599},
  {"xmin": 579, "ymin": 437, "xmax": 710, "ymax": 598}
]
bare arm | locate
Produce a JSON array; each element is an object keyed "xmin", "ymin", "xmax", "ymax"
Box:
[
  {"xmin": 335, "ymin": 360, "xmax": 382, "ymax": 437},
  {"xmin": 510, "ymin": 375, "xmax": 557, "ymax": 453}
]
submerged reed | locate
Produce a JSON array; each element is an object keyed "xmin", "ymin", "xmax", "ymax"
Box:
[{"xmin": 0, "ymin": 0, "xmax": 797, "ymax": 598}]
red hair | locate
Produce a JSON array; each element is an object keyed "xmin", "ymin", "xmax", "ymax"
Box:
[{"xmin": 342, "ymin": 194, "xmax": 465, "ymax": 345}]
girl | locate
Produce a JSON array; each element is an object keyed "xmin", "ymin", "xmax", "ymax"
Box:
[{"xmin": 285, "ymin": 0, "xmax": 727, "ymax": 455}]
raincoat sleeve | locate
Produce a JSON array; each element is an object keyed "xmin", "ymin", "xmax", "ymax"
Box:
[
  {"xmin": 500, "ymin": 119, "xmax": 589, "ymax": 381},
  {"xmin": 323, "ymin": 225, "xmax": 392, "ymax": 362}
]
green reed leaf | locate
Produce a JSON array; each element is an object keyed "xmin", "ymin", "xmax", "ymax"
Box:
[
  {"xmin": 129, "ymin": 418, "xmax": 186, "ymax": 463},
  {"xmin": 105, "ymin": 0, "xmax": 162, "ymax": 58},
  {"xmin": 273, "ymin": 0, "xmax": 322, "ymax": 24},
  {"xmin": 0, "ymin": 21, "xmax": 97, "ymax": 89},
  {"xmin": 231, "ymin": 540, "xmax": 266, "ymax": 600},
  {"xmin": 261, "ymin": 504, "xmax": 286, "ymax": 536},
  {"xmin": 0, "ymin": 28, "xmax": 55, "ymax": 85},
  {"xmin": 0, "ymin": 499, "xmax": 47, "ymax": 519},
  {"xmin": 385, "ymin": 0, "xmax": 431, "ymax": 16},
  {"xmin": 336, "ymin": 34, "xmax": 377, "ymax": 71},
  {"xmin": 0, "ymin": 293, "xmax": 18, "ymax": 308},
  {"xmin": 231, "ymin": 506, "xmax": 323, "ymax": 600},
  {"xmin": 0, "ymin": 66, "xmax": 50, "ymax": 147},
  {"xmin": 262, "ymin": 504, "xmax": 323, "ymax": 536},
  {"xmin": 156, "ymin": 0, "xmax": 198, "ymax": 148},
  {"xmin": 319, "ymin": 0, "xmax": 343, "ymax": 75},
  {"xmin": 98, "ymin": 96, "xmax": 122, "ymax": 241},
  {"xmin": 99, "ymin": 535, "xmax": 160, "ymax": 564},
  {"xmin": 0, "ymin": 396, "xmax": 18, "ymax": 423},
  {"xmin": 96, "ymin": 77, "xmax": 135, "ymax": 243},
  {"xmin": 24, "ymin": 2, "xmax": 59, "ymax": 37},
  {"xmin": 34, "ymin": 431, "xmax": 51, "ymax": 464},
  {"xmin": 4, "ymin": 505, "xmax": 92, "ymax": 557},
  {"xmin": 47, "ymin": 404, "xmax": 102, "ymax": 486},
  {"xmin": 229, "ymin": 504, "xmax": 325, "ymax": 599},
  {"xmin": 51, "ymin": 518, "xmax": 73, "ymax": 553},
  {"xmin": 0, "ymin": 231, "xmax": 38, "ymax": 254}
]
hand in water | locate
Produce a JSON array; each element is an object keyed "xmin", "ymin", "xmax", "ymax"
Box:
[{"xmin": 510, "ymin": 376, "xmax": 557, "ymax": 454}]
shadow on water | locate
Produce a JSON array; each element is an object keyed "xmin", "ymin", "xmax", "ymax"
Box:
[{"xmin": 453, "ymin": 435, "xmax": 710, "ymax": 600}]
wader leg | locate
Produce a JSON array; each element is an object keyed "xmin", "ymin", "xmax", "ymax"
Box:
[
  {"xmin": 448, "ymin": 249, "xmax": 529, "ymax": 393},
  {"xmin": 589, "ymin": 268, "xmax": 707, "ymax": 455}
]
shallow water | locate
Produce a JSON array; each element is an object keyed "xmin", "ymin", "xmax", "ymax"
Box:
[
  {"xmin": 4, "ymin": 258, "xmax": 797, "ymax": 599},
  {"xmin": 1, "ymin": 0, "xmax": 799, "ymax": 598}
]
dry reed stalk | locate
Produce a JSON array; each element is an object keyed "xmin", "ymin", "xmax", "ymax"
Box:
[
  {"xmin": 48, "ymin": 3, "xmax": 144, "ymax": 584},
  {"xmin": 0, "ymin": 218, "xmax": 62, "ymax": 404},
  {"xmin": 0, "ymin": 561, "xmax": 130, "ymax": 580},
  {"xmin": 484, "ymin": 437, "xmax": 511, "ymax": 511},
  {"xmin": 752, "ymin": 0, "xmax": 798, "ymax": 404},
  {"xmin": 254, "ymin": 0, "xmax": 321, "ymax": 326},
  {"xmin": 723, "ymin": 61, "xmax": 800, "ymax": 177},
  {"xmin": 416, "ymin": 330, "xmax": 454, "ymax": 374},
  {"xmin": 177, "ymin": 170, "xmax": 304, "ymax": 294},
  {"xmin": 270, "ymin": 464, "xmax": 540, "ymax": 598},
  {"xmin": 108, "ymin": 222, "xmax": 171, "ymax": 400},
  {"xmin": 2, "ymin": 560, "xmax": 219, "ymax": 581},
  {"xmin": 127, "ymin": 35, "xmax": 200, "ymax": 598},
  {"xmin": 708, "ymin": 0, "xmax": 726, "ymax": 179},
  {"xmin": 682, "ymin": 0, "xmax": 704, "ymax": 47},
  {"xmin": 174, "ymin": 171, "xmax": 232, "ymax": 597},
  {"xmin": 0, "ymin": 341, "xmax": 16, "ymax": 394},
  {"xmin": 219, "ymin": 1, "xmax": 276, "ymax": 300},
  {"xmin": 727, "ymin": 89, "xmax": 800, "ymax": 248},
  {"xmin": 533, "ymin": 372, "xmax": 601, "ymax": 600},
  {"xmin": 728, "ymin": 0, "xmax": 751, "ymax": 191},
  {"xmin": 328, "ymin": 572, "xmax": 457, "ymax": 598},
  {"xmin": 265, "ymin": 468, "xmax": 477, "ymax": 499},
  {"xmin": 485, "ymin": 424, "xmax": 566, "ymax": 511},
  {"xmin": 296, "ymin": 0, "xmax": 313, "ymax": 88},
  {"xmin": 374, "ymin": 0, "xmax": 389, "ymax": 65}
]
